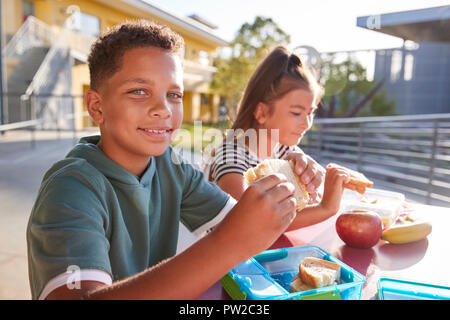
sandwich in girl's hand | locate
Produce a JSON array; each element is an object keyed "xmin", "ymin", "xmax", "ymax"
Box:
[
  {"xmin": 326, "ymin": 163, "xmax": 373, "ymax": 194},
  {"xmin": 244, "ymin": 159, "xmax": 309, "ymax": 211}
]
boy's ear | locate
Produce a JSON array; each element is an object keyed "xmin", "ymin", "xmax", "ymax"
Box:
[
  {"xmin": 253, "ymin": 102, "xmax": 268, "ymax": 125},
  {"xmin": 85, "ymin": 89, "xmax": 104, "ymax": 125}
]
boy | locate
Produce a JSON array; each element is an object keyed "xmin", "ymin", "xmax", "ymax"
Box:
[{"xmin": 26, "ymin": 20, "xmax": 341, "ymax": 300}]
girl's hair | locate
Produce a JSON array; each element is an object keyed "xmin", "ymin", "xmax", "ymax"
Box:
[{"xmin": 231, "ymin": 45, "xmax": 323, "ymax": 132}]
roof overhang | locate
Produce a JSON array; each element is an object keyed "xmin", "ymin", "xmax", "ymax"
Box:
[
  {"xmin": 92, "ymin": 0, "xmax": 229, "ymax": 47},
  {"xmin": 356, "ymin": 5, "xmax": 450, "ymax": 42}
]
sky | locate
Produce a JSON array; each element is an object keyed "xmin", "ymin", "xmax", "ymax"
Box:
[{"xmin": 151, "ymin": 0, "xmax": 450, "ymax": 53}]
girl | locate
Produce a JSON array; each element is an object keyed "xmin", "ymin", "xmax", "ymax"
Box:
[
  {"xmin": 208, "ymin": 45, "xmax": 349, "ymax": 230},
  {"xmin": 210, "ymin": 45, "xmax": 324, "ymax": 200}
]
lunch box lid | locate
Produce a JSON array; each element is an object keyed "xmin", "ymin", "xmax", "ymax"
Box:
[{"xmin": 378, "ymin": 277, "xmax": 450, "ymax": 300}]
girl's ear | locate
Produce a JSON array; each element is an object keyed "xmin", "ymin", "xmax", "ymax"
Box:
[
  {"xmin": 85, "ymin": 89, "xmax": 104, "ymax": 125},
  {"xmin": 253, "ymin": 102, "xmax": 269, "ymax": 125}
]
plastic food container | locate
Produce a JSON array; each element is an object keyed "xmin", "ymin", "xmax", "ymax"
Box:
[
  {"xmin": 341, "ymin": 188, "xmax": 405, "ymax": 228},
  {"xmin": 378, "ymin": 278, "xmax": 450, "ymax": 300},
  {"xmin": 220, "ymin": 245, "xmax": 365, "ymax": 300}
]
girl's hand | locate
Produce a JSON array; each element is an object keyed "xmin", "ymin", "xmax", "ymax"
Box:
[
  {"xmin": 217, "ymin": 173, "xmax": 297, "ymax": 257},
  {"xmin": 320, "ymin": 166, "xmax": 351, "ymax": 216},
  {"xmin": 284, "ymin": 151, "xmax": 325, "ymax": 201}
]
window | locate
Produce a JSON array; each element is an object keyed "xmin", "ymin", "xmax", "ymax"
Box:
[
  {"xmin": 404, "ymin": 53, "xmax": 414, "ymax": 81},
  {"xmin": 73, "ymin": 11, "xmax": 100, "ymax": 37},
  {"xmin": 199, "ymin": 50, "xmax": 210, "ymax": 67},
  {"xmin": 201, "ymin": 93, "xmax": 209, "ymax": 106},
  {"xmin": 390, "ymin": 50, "xmax": 402, "ymax": 82}
]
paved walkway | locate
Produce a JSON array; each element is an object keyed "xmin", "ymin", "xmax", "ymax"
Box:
[
  {"xmin": 0, "ymin": 130, "xmax": 97, "ymax": 299},
  {"xmin": 0, "ymin": 129, "xmax": 204, "ymax": 300}
]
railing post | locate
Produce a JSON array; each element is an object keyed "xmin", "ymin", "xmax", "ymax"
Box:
[
  {"xmin": 357, "ymin": 123, "xmax": 363, "ymax": 172},
  {"xmin": 72, "ymin": 95, "xmax": 77, "ymax": 144},
  {"xmin": 426, "ymin": 119, "xmax": 439, "ymax": 205},
  {"xmin": 20, "ymin": 95, "xmax": 26, "ymax": 122},
  {"xmin": 56, "ymin": 95, "xmax": 61, "ymax": 139},
  {"xmin": 31, "ymin": 94, "xmax": 36, "ymax": 149},
  {"xmin": 30, "ymin": 124, "xmax": 36, "ymax": 149},
  {"xmin": 317, "ymin": 122, "xmax": 323, "ymax": 162}
]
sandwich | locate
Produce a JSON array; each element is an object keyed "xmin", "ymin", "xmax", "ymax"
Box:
[
  {"xmin": 244, "ymin": 159, "xmax": 309, "ymax": 211},
  {"xmin": 290, "ymin": 274, "xmax": 315, "ymax": 293},
  {"xmin": 299, "ymin": 257, "xmax": 341, "ymax": 288},
  {"xmin": 290, "ymin": 257, "xmax": 341, "ymax": 293},
  {"xmin": 326, "ymin": 163, "xmax": 373, "ymax": 194}
]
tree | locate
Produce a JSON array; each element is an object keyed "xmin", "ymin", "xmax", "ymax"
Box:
[
  {"xmin": 318, "ymin": 56, "xmax": 396, "ymax": 118},
  {"xmin": 211, "ymin": 16, "xmax": 290, "ymax": 118}
]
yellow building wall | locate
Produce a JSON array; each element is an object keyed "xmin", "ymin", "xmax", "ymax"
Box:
[
  {"xmin": 29, "ymin": 0, "xmax": 220, "ymax": 53},
  {"xmin": 71, "ymin": 63, "xmax": 90, "ymax": 130},
  {"xmin": 182, "ymin": 91, "xmax": 193, "ymax": 123},
  {"xmin": 4, "ymin": 0, "xmax": 224, "ymax": 127},
  {"xmin": 2, "ymin": 0, "xmax": 24, "ymax": 39},
  {"xmin": 3, "ymin": 0, "xmax": 222, "ymax": 64}
]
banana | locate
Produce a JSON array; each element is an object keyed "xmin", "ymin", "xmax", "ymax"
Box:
[{"xmin": 381, "ymin": 212, "xmax": 432, "ymax": 244}]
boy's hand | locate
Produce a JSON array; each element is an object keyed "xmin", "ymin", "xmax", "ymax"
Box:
[
  {"xmin": 217, "ymin": 173, "xmax": 297, "ymax": 257},
  {"xmin": 320, "ymin": 166, "xmax": 351, "ymax": 216},
  {"xmin": 284, "ymin": 151, "xmax": 325, "ymax": 200}
]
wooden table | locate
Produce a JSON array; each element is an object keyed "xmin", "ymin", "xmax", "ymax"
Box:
[{"xmin": 198, "ymin": 203, "xmax": 450, "ymax": 300}]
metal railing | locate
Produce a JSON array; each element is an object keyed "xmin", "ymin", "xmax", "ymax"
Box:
[
  {"xmin": 2, "ymin": 14, "xmax": 95, "ymax": 126},
  {"xmin": 0, "ymin": 93, "xmax": 88, "ymax": 148},
  {"xmin": 24, "ymin": 26, "xmax": 71, "ymax": 97},
  {"xmin": 302, "ymin": 113, "xmax": 450, "ymax": 207},
  {"xmin": 23, "ymin": 14, "xmax": 94, "ymax": 98}
]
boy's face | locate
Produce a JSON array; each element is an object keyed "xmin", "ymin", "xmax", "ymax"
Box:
[{"xmin": 92, "ymin": 47, "xmax": 184, "ymax": 160}]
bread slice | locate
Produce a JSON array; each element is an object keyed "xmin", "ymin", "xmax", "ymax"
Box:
[
  {"xmin": 299, "ymin": 257, "xmax": 341, "ymax": 288},
  {"xmin": 244, "ymin": 159, "xmax": 309, "ymax": 211},
  {"xmin": 326, "ymin": 163, "xmax": 373, "ymax": 194},
  {"xmin": 289, "ymin": 274, "xmax": 315, "ymax": 293}
]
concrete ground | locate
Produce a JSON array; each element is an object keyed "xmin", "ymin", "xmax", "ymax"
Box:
[{"xmin": 0, "ymin": 130, "xmax": 98, "ymax": 299}]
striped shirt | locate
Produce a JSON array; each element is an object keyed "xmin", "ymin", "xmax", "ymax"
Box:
[{"xmin": 209, "ymin": 141, "xmax": 302, "ymax": 183}]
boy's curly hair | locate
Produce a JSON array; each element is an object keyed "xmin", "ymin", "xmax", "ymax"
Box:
[{"xmin": 88, "ymin": 20, "xmax": 184, "ymax": 90}]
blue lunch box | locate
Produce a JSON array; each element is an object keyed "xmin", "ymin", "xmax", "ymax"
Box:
[{"xmin": 220, "ymin": 245, "xmax": 365, "ymax": 300}]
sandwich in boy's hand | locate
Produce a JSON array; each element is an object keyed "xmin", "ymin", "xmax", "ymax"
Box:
[
  {"xmin": 290, "ymin": 257, "xmax": 341, "ymax": 293},
  {"xmin": 244, "ymin": 159, "xmax": 309, "ymax": 211},
  {"xmin": 326, "ymin": 163, "xmax": 373, "ymax": 195}
]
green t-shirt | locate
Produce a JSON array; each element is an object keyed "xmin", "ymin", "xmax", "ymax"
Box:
[{"xmin": 26, "ymin": 135, "xmax": 230, "ymax": 299}]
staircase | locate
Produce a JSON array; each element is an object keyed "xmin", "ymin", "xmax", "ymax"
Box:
[
  {"xmin": 6, "ymin": 46, "xmax": 49, "ymax": 123},
  {"xmin": 2, "ymin": 15, "xmax": 95, "ymax": 129}
]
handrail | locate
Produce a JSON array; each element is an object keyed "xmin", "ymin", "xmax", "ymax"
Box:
[
  {"xmin": 2, "ymin": 16, "xmax": 55, "ymax": 58},
  {"xmin": 0, "ymin": 119, "xmax": 43, "ymax": 131},
  {"xmin": 314, "ymin": 113, "xmax": 450, "ymax": 124},
  {"xmin": 23, "ymin": 29, "xmax": 70, "ymax": 97},
  {"xmin": 23, "ymin": 15, "xmax": 76, "ymax": 97},
  {"xmin": 23, "ymin": 14, "xmax": 95, "ymax": 99}
]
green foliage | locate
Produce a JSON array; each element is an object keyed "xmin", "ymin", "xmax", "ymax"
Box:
[
  {"xmin": 211, "ymin": 16, "xmax": 290, "ymax": 116},
  {"xmin": 212, "ymin": 18, "xmax": 395, "ymax": 119},
  {"xmin": 233, "ymin": 16, "xmax": 291, "ymax": 62},
  {"xmin": 319, "ymin": 56, "xmax": 396, "ymax": 117},
  {"xmin": 359, "ymin": 90, "xmax": 397, "ymax": 117}
]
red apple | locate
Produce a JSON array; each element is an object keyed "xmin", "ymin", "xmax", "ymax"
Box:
[{"xmin": 336, "ymin": 210, "xmax": 383, "ymax": 249}]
